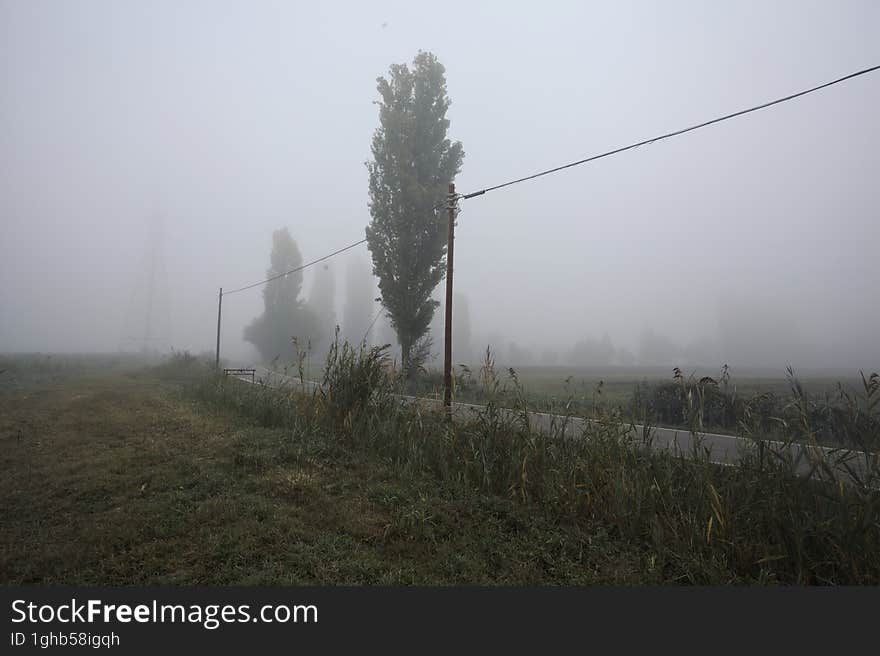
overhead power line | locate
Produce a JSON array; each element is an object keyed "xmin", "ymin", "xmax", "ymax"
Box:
[
  {"xmin": 460, "ymin": 63, "xmax": 880, "ymax": 201},
  {"xmin": 215, "ymin": 63, "xmax": 878, "ymax": 367},
  {"xmin": 223, "ymin": 238, "xmax": 368, "ymax": 296},
  {"xmin": 220, "ymin": 65, "xmax": 879, "ymax": 294}
]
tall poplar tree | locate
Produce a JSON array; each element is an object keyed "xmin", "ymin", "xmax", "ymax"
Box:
[{"xmin": 365, "ymin": 51, "xmax": 464, "ymax": 372}]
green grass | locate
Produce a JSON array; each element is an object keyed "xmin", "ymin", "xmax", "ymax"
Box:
[
  {"xmin": 0, "ymin": 362, "xmax": 642, "ymax": 585},
  {"xmin": 195, "ymin": 341, "xmax": 880, "ymax": 584},
  {"xmin": 2, "ymin": 347, "xmax": 878, "ymax": 585},
  {"xmin": 253, "ymin": 350, "xmax": 864, "ymax": 443},
  {"xmin": 0, "ymin": 352, "xmax": 155, "ymax": 392},
  {"xmin": 407, "ymin": 363, "xmax": 854, "ymax": 406},
  {"xmin": 401, "ymin": 360, "xmax": 874, "ymax": 450}
]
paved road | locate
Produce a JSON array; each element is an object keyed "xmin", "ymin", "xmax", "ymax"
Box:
[{"xmin": 231, "ymin": 366, "xmax": 877, "ymax": 486}]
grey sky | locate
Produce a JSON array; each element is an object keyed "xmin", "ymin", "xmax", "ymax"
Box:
[{"xmin": 1, "ymin": 0, "xmax": 878, "ymax": 372}]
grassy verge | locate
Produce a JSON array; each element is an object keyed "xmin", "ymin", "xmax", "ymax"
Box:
[
  {"xmin": 3, "ymin": 346, "xmax": 878, "ymax": 585},
  {"xmin": 195, "ymin": 341, "xmax": 880, "ymax": 584},
  {"xmin": 0, "ymin": 364, "xmax": 642, "ymax": 584}
]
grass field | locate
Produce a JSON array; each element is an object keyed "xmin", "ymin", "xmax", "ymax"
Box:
[
  {"xmin": 404, "ymin": 363, "xmax": 858, "ymax": 409},
  {"xmin": 396, "ymin": 361, "xmax": 871, "ymax": 449},
  {"xmin": 0, "ymin": 359, "xmax": 644, "ymax": 584},
  {"xmin": 265, "ymin": 358, "xmax": 860, "ymax": 435},
  {"xmin": 2, "ymin": 351, "xmax": 878, "ymax": 585}
]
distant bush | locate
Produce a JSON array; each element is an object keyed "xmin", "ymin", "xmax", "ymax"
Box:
[
  {"xmin": 151, "ymin": 349, "xmax": 214, "ymax": 381},
  {"xmin": 630, "ymin": 366, "xmax": 754, "ymax": 431},
  {"xmin": 629, "ymin": 366, "xmax": 880, "ymax": 451}
]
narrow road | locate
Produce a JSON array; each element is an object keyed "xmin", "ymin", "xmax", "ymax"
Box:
[{"xmin": 233, "ymin": 366, "xmax": 877, "ymax": 486}]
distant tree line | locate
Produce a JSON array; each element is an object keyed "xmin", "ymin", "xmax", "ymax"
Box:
[
  {"xmin": 245, "ymin": 50, "xmax": 465, "ymax": 374},
  {"xmin": 243, "ymin": 228, "xmax": 339, "ymax": 363}
]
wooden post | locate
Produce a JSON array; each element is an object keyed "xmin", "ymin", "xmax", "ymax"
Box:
[
  {"xmin": 215, "ymin": 287, "xmax": 223, "ymax": 368},
  {"xmin": 443, "ymin": 184, "xmax": 456, "ymax": 410}
]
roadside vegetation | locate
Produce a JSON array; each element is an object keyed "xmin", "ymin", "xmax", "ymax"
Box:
[
  {"xmin": 2, "ymin": 347, "xmax": 877, "ymax": 585},
  {"xmin": 0, "ymin": 354, "xmax": 642, "ymax": 585},
  {"xmin": 196, "ymin": 339, "xmax": 880, "ymax": 584},
  {"xmin": 404, "ymin": 358, "xmax": 879, "ymax": 451}
]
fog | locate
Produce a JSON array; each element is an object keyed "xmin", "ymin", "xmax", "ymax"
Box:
[{"xmin": 2, "ymin": 0, "xmax": 878, "ymax": 374}]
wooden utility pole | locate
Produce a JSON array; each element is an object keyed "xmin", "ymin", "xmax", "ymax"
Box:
[
  {"xmin": 215, "ymin": 287, "xmax": 223, "ymax": 368},
  {"xmin": 443, "ymin": 183, "xmax": 456, "ymax": 410}
]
